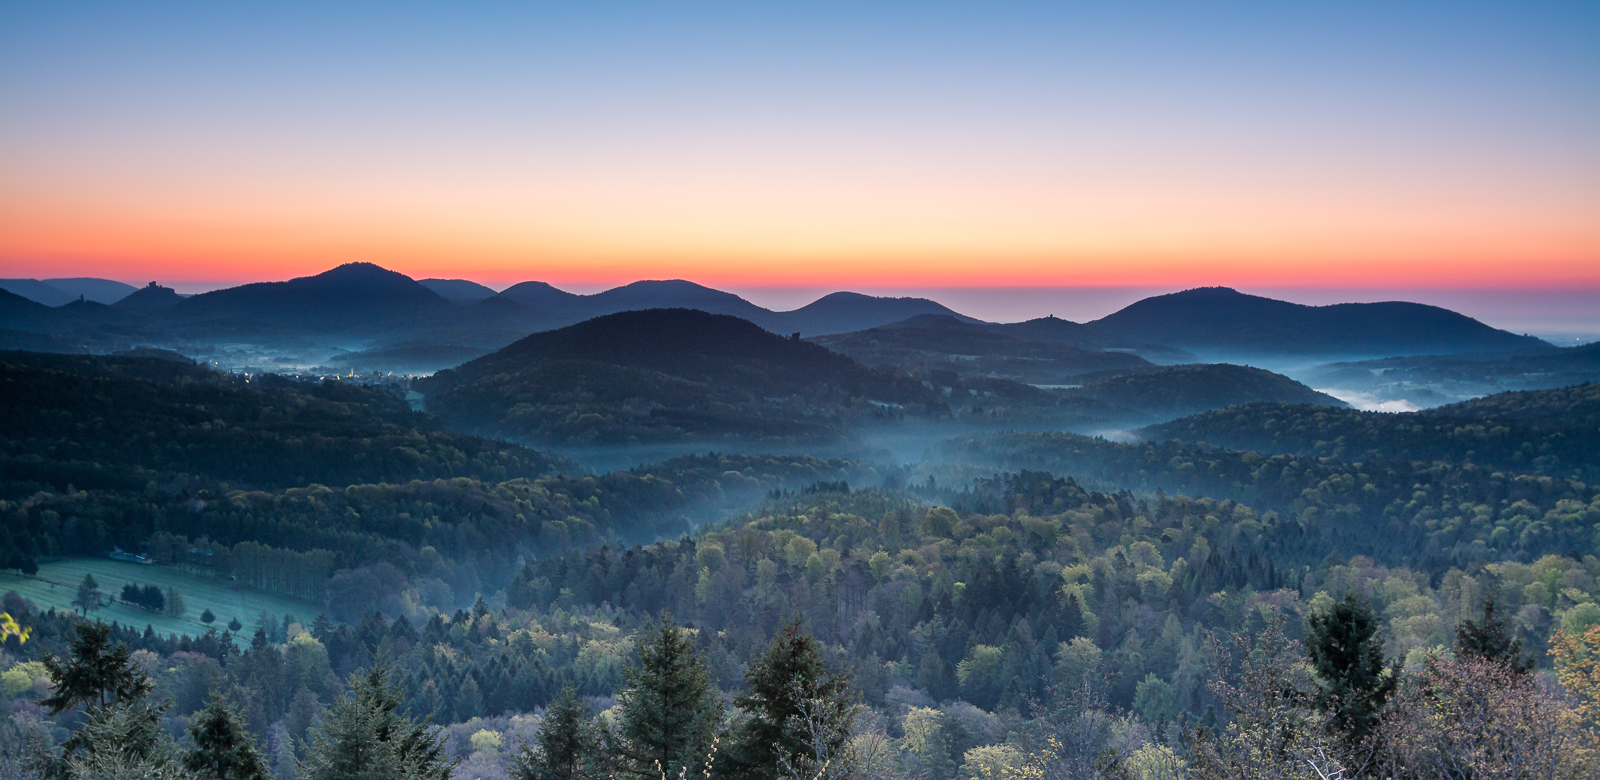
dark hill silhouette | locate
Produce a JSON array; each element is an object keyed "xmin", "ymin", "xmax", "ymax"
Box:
[
  {"xmin": 419, "ymin": 308, "xmax": 942, "ymax": 443},
  {"xmin": 165, "ymin": 262, "xmax": 455, "ymax": 334},
  {"xmin": 113, "ymin": 282, "xmax": 185, "ymax": 310},
  {"xmin": 41, "ymin": 277, "xmax": 137, "ymax": 304},
  {"xmin": 419, "ymin": 278, "xmax": 499, "ymax": 301},
  {"xmin": 0, "ymin": 279, "xmax": 76, "ymax": 307},
  {"xmin": 0, "ymin": 287, "xmax": 56, "ymax": 330},
  {"xmin": 776, "ymin": 292, "xmax": 975, "ymax": 335},
  {"xmin": 586, "ymin": 280, "xmax": 769, "ymax": 321},
  {"xmin": 495, "ymin": 280, "xmax": 586, "ymax": 311},
  {"xmin": 813, "ymin": 314, "xmax": 1151, "ymax": 382},
  {"xmin": 1064, "ymin": 363, "xmax": 1346, "ymax": 425},
  {"xmin": 1082, "ymin": 287, "xmax": 1547, "ymax": 357}
]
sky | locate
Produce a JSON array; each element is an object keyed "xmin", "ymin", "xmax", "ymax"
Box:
[{"xmin": 2, "ymin": 2, "xmax": 1597, "ymax": 327}]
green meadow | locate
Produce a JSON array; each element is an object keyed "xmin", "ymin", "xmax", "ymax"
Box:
[{"xmin": 0, "ymin": 558, "xmax": 321, "ymax": 644}]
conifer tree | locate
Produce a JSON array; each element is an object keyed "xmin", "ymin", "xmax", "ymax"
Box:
[
  {"xmin": 615, "ymin": 616, "xmax": 721, "ymax": 780},
  {"xmin": 185, "ymin": 693, "xmax": 272, "ymax": 780},
  {"xmin": 510, "ymin": 683, "xmax": 595, "ymax": 780},
  {"xmin": 300, "ymin": 660, "xmax": 455, "ymax": 780},
  {"xmin": 1455, "ymin": 598, "xmax": 1532, "ymax": 673},
  {"xmin": 32, "ymin": 621, "xmax": 184, "ymax": 780},
  {"xmin": 41, "ymin": 621, "xmax": 155, "ymax": 715},
  {"xmin": 727, "ymin": 618, "xmax": 857, "ymax": 780},
  {"xmin": 1304, "ymin": 593, "xmax": 1396, "ymax": 739},
  {"xmin": 49, "ymin": 700, "xmax": 195, "ymax": 780}
]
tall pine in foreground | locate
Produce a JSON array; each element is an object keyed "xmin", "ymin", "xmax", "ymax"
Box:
[
  {"xmin": 1304, "ymin": 594, "xmax": 1396, "ymax": 740},
  {"xmin": 511, "ymin": 683, "xmax": 596, "ymax": 780},
  {"xmin": 727, "ymin": 618, "xmax": 857, "ymax": 780},
  {"xmin": 31, "ymin": 621, "xmax": 193, "ymax": 780},
  {"xmin": 40, "ymin": 621, "xmax": 154, "ymax": 715},
  {"xmin": 615, "ymin": 616, "xmax": 722, "ymax": 780},
  {"xmin": 300, "ymin": 660, "xmax": 455, "ymax": 780},
  {"xmin": 186, "ymin": 693, "xmax": 272, "ymax": 780}
]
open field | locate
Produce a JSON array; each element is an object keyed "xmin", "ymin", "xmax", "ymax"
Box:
[{"xmin": 0, "ymin": 558, "xmax": 322, "ymax": 644}]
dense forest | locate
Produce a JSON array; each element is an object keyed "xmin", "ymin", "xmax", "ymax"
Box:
[
  {"xmin": 2, "ymin": 347, "xmax": 1598, "ymax": 779},
  {"xmin": 0, "ymin": 351, "xmax": 573, "ymax": 495}
]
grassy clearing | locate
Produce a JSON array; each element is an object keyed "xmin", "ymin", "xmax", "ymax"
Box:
[{"xmin": 0, "ymin": 558, "xmax": 321, "ymax": 644}]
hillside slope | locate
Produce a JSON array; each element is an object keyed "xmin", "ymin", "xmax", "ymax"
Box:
[
  {"xmin": 1063, "ymin": 363, "xmax": 1346, "ymax": 425},
  {"xmin": 813, "ymin": 314, "xmax": 1151, "ymax": 382},
  {"xmin": 0, "ymin": 351, "xmax": 571, "ymax": 494},
  {"xmin": 420, "ymin": 309, "xmax": 943, "ymax": 443},
  {"xmin": 163, "ymin": 262, "xmax": 457, "ymax": 335},
  {"xmin": 1140, "ymin": 383, "xmax": 1600, "ymax": 480}
]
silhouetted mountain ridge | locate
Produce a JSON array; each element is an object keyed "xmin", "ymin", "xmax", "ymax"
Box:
[{"xmin": 1081, "ymin": 286, "xmax": 1546, "ymax": 357}]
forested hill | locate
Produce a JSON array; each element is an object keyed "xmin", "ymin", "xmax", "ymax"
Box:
[
  {"xmin": 0, "ymin": 351, "xmax": 573, "ymax": 495},
  {"xmin": 420, "ymin": 308, "xmax": 943, "ymax": 444},
  {"xmin": 1063, "ymin": 363, "xmax": 1346, "ymax": 423},
  {"xmin": 1139, "ymin": 383, "xmax": 1600, "ymax": 481},
  {"xmin": 939, "ymin": 430, "xmax": 1597, "ymax": 571}
]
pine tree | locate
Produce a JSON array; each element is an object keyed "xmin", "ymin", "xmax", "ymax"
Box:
[
  {"xmin": 615, "ymin": 616, "xmax": 721, "ymax": 780},
  {"xmin": 1455, "ymin": 598, "xmax": 1532, "ymax": 673},
  {"xmin": 1304, "ymin": 593, "xmax": 1396, "ymax": 739},
  {"xmin": 186, "ymin": 693, "xmax": 272, "ymax": 780},
  {"xmin": 46, "ymin": 700, "xmax": 194, "ymax": 780},
  {"xmin": 41, "ymin": 621, "xmax": 156, "ymax": 715},
  {"xmin": 300, "ymin": 660, "xmax": 456, "ymax": 780},
  {"xmin": 728, "ymin": 618, "xmax": 857, "ymax": 780},
  {"xmin": 511, "ymin": 684, "xmax": 595, "ymax": 780},
  {"xmin": 32, "ymin": 621, "xmax": 176, "ymax": 780}
]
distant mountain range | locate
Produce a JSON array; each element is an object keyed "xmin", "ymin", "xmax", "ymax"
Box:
[
  {"xmin": 0, "ymin": 266, "xmax": 1557, "ymax": 379},
  {"xmin": 0, "ymin": 277, "xmax": 138, "ymax": 306}
]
